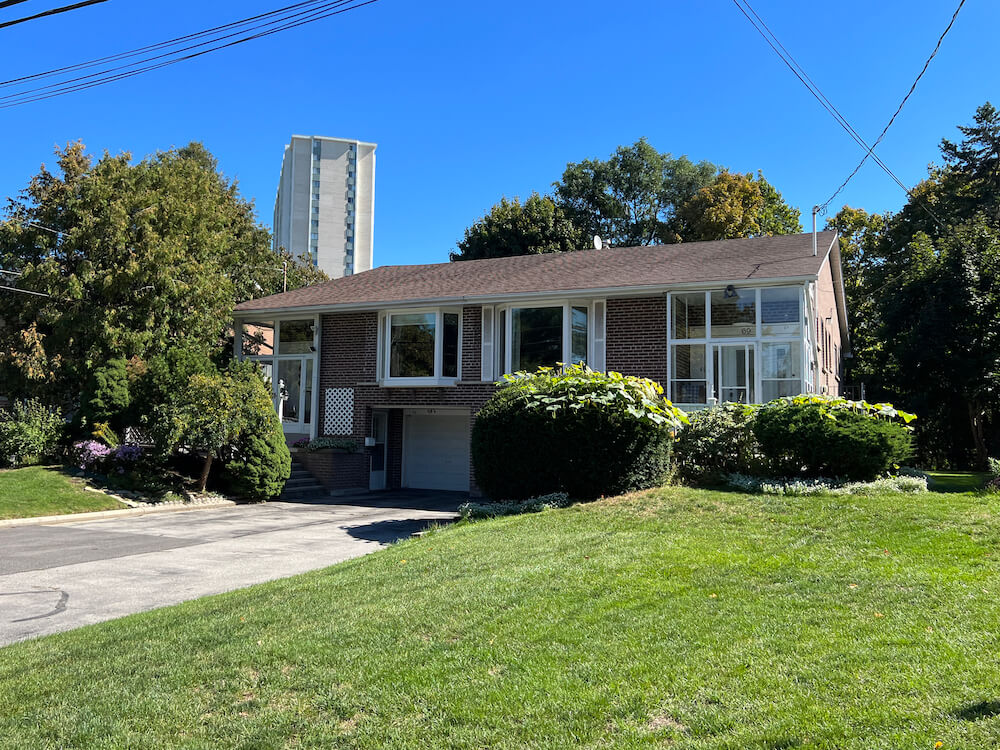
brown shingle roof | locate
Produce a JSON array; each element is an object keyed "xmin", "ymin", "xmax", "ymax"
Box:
[{"xmin": 235, "ymin": 231, "xmax": 838, "ymax": 313}]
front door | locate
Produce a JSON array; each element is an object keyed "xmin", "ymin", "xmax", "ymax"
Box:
[
  {"xmin": 713, "ymin": 344, "xmax": 754, "ymax": 404},
  {"xmin": 277, "ymin": 357, "xmax": 313, "ymax": 433},
  {"xmin": 369, "ymin": 411, "xmax": 387, "ymax": 490}
]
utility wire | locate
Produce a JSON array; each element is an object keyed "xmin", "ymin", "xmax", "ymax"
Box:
[
  {"xmin": 730, "ymin": 0, "xmax": 947, "ymax": 230},
  {"xmin": 0, "ymin": 0, "xmax": 379, "ymax": 108},
  {"xmin": 0, "ymin": 0, "xmax": 330, "ymax": 90},
  {"xmin": 0, "ymin": 0, "xmax": 35, "ymax": 9},
  {"xmin": 819, "ymin": 0, "xmax": 966, "ymax": 212},
  {"xmin": 0, "ymin": 0, "xmax": 357, "ymax": 104},
  {"xmin": 0, "ymin": 0, "xmax": 108, "ymax": 31}
]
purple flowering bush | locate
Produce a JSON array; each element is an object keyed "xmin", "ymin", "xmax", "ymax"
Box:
[
  {"xmin": 291, "ymin": 437, "xmax": 310, "ymax": 449},
  {"xmin": 73, "ymin": 440, "xmax": 112, "ymax": 471}
]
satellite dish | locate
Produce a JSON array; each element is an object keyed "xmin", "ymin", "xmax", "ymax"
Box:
[{"xmin": 593, "ymin": 235, "xmax": 603, "ymax": 250}]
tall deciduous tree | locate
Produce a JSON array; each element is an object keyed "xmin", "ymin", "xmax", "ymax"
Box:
[
  {"xmin": 675, "ymin": 171, "xmax": 802, "ymax": 241},
  {"xmin": 450, "ymin": 193, "xmax": 583, "ymax": 262},
  {"xmin": 0, "ymin": 142, "xmax": 324, "ymax": 405},
  {"xmin": 554, "ymin": 138, "xmax": 718, "ymax": 247}
]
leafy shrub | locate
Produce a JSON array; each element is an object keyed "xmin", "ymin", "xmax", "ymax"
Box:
[
  {"xmin": 726, "ymin": 473, "xmax": 927, "ymax": 496},
  {"xmin": 472, "ymin": 365, "xmax": 687, "ymax": 501},
  {"xmin": 300, "ymin": 437, "xmax": 358, "ymax": 453},
  {"xmin": 157, "ymin": 361, "xmax": 291, "ymax": 498},
  {"xmin": 753, "ymin": 396, "xmax": 914, "ymax": 481},
  {"xmin": 458, "ymin": 492, "xmax": 572, "ymax": 519},
  {"xmin": 986, "ymin": 477, "xmax": 1000, "ymax": 494},
  {"xmin": 674, "ymin": 403, "xmax": 760, "ymax": 483},
  {"xmin": 0, "ymin": 399, "xmax": 65, "ymax": 467}
]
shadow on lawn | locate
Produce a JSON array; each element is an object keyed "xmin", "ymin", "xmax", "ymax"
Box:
[
  {"xmin": 954, "ymin": 700, "xmax": 1000, "ymax": 722},
  {"xmin": 344, "ymin": 517, "xmax": 446, "ymax": 544}
]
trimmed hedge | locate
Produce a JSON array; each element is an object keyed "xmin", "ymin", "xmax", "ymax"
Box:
[
  {"xmin": 674, "ymin": 395, "xmax": 917, "ymax": 484},
  {"xmin": 472, "ymin": 365, "xmax": 687, "ymax": 501},
  {"xmin": 753, "ymin": 401, "xmax": 913, "ymax": 480}
]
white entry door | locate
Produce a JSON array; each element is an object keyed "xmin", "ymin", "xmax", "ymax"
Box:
[
  {"xmin": 402, "ymin": 412, "xmax": 470, "ymax": 492},
  {"xmin": 369, "ymin": 412, "xmax": 387, "ymax": 490},
  {"xmin": 713, "ymin": 344, "xmax": 755, "ymax": 404}
]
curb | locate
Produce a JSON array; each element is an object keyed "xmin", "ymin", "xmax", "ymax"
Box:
[{"xmin": 0, "ymin": 500, "xmax": 239, "ymax": 529}]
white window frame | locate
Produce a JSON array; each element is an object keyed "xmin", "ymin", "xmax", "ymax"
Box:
[
  {"xmin": 666, "ymin": 285, "xmax": 809, "ymax": 407},
  {"xmin": 235, "ymin": 314, "xmax": 321, "ymax": 439},
  {"xmin": 378, "ymin": 308, "xmax": 462, "ymax": 387},
  {"xmin": 495, "ymin": 300, "xmax": 601, "ymax": 375}
]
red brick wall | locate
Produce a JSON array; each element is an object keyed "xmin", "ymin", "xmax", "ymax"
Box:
[
  {"xmin": 318, "ymin": 307, "xmax": 495, "ymax": 495},
  {"xmin": 605, "ymin": 296, "xmax": 667, "ymax": 386},
  {"xmin": 462, "ymin": 305, "xmax": 482, "ymax": 381},
  {"xmin": 297, "ymin": 449, "xmax": 368, "ymax": 492}
]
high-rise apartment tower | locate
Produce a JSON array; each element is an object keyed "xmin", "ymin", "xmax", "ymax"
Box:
[{"xmin": 272, "ymin": 135, "xmax": 376, "ymax": 278}]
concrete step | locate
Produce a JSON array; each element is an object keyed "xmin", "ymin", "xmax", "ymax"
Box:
[
  {"xmin": 280, "ymin": 485, "xmax": 330, "ymax": 500},
  {"xmin": 284, "ymin": 476, "xmax": 320, "ymax": 488}
]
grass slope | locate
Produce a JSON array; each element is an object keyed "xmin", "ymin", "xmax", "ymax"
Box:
[
  {"xmin": 2, "ymin": 486, "xmax": 1000, "ymax": 748},
  {"xmin": 0, "ymin": 466, "xmax": 123, "ymax": 520}
]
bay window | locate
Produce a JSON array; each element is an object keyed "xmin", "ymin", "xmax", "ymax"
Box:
[{"xmin": 381, "ymin": 309, "xmax": 461, "ymax": 385}]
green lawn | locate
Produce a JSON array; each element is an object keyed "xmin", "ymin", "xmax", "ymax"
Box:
[
  {"xmin": 2, "ymin": 485, "xmax": 1000, "ymax": 748},
  {"xmin": 0, "ymin": 466, "xmax": 125, "ymax": 520},
  {"xmin": 927, "ymin": 470, "xmax": 992, "ymax": 493}
]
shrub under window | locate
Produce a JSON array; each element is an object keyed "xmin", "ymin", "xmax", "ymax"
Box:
[
  {"xmin": 471, "ymin": 364, "xmax": 687, "ymax": 501},
  {"xmin": 752, "ymin": 396, "xmax": 915, "ymax": 481}
]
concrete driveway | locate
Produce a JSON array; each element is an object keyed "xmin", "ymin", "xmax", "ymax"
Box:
[{"xmin": 0, "ymin": 492, "xmax": 461, "ymax": 646}]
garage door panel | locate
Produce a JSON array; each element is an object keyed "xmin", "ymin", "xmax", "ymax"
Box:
[{"xmin": 403, "ymin": 414, "xmax": 470, "ymax": 492}]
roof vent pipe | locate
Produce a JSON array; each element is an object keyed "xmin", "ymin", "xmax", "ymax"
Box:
[{"xmin": 812, "ymin": 206, "xmax": 819, "ymax": 256}]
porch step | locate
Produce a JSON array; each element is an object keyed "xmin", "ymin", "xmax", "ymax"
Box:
[{"xmin": 280, "ymin": 459, "xmax": 329, "ymax": 501}]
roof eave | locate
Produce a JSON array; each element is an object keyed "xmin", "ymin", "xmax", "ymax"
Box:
[{"xmin": 233, "ymin": 273, "xmax": 822, "ymax": 318}]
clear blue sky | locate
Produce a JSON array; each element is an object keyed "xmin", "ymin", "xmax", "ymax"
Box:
[{"xmin": 0, "ymin": 0, "xmax": 995, "ymax": 267}]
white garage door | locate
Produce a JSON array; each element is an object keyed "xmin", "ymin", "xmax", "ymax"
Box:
[{"xmin": 403, "ymin": 413, "xmax": 470, "ymax": 491}]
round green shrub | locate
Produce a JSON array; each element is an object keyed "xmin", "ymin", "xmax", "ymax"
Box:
[
  {"xmin": 753, "ymin": 398, "xmax": 914, "ymax": 481},
  {"xmin": 224, "ymin": 424, "xmax": 291, "ymax": 501},
  {"xmin": 674, "ymin": 402, "xmax": 761, "ymax": 484},
  {"xmin": 471, "ymin": 365, "xmax": 687, "ymax": 501}
]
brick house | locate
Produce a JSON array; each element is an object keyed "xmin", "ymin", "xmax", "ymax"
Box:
[{"xmin": 234, "ymin": 231, "xmax": 847, "ymax": 495}]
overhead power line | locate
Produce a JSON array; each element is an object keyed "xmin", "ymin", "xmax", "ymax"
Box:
[
  {"xmin": 0, "ymin": 0, "xmax": 379, "ymax": 108},
  {"xmin": 0, "ymin": 0, "xmax": 108, "ymax": 31},
  {"xmin": 819, "ymin": 0, "xmax": 967, "ymax": 212},
  {"xmin": 0, "ymin": 0, "xmax": 35, "ymax": 9},
  {"xmin": 730, "ymin": 0, "xmax": 947, "ymax": 230}
]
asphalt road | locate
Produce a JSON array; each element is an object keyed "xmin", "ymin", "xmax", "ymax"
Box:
[{"xmin": 0, "ymin": 492, "xmax": 460, "ymax": 646}]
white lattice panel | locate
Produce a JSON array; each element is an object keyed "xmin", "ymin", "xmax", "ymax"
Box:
[{"xmin": 324, "ymin": 388, "xmax": 354, "ymax": 435}]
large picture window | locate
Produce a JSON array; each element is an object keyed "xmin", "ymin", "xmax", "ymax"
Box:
[
  {"xmin": 390, "ymin": 313, "xmax": 436, "ymax": 377},
  {"xmin": 382, "ymin": 309, "xmax": 461, "ymax": 384},
  {"xmin": 502, "ymin": 302, "xmax": 590, "ymax": 374}
]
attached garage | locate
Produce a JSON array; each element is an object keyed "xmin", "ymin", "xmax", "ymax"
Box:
[{"xmin": 401, "ymin": 409, "xmax": 471, "ymax": 492}]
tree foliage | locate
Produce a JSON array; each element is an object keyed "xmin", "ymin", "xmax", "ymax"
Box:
[
  {"xmin": 674, "ymin": 170, "xmax": 802, "ymax": 241},
  {"xmin": 155, "ymin": 362, "xmax": 289, "ymax": 495},
  {"xmin": 0, "ymin": 141, "xmax": 325, "ymax": 406},
  {"xmin": 553, "ymin": 138, "xmax": 717, "ymax": 246},
  {"xmin": 454, "ymin": 139, "xmax": 802, "ymax": 261},
  {"xmin": 450, "ymin": 193, "xmax": 583, "ymax": 261},
  {"xmin": 831, "ymin": 103, "xmax": 1000, "ymax": 467}
]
